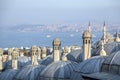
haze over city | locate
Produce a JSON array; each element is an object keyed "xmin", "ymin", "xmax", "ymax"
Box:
[{"xmin": 0, "ymin": 0, "xmax": 120, "ymax": 26}]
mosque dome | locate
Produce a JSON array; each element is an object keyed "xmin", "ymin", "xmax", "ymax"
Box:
[
  {"xmin": 14, "ymin": 65, "xmax": 46, "ymax": 80},
  {"xmin": 75, "ymin": 56, "xmax": 106, "ymax": 74},
  {"xmin": 0, "ymin": 69, "xmax": 18, "ymax": 80},
  {"xmin": 5, "ymin": 56, "xmax": 31, "ymax": 69},
  {"xmin": 92, "ymin": 42, "xmax": 120, "ymax": 56},
  {"xmin": 101, "ymin": 50, "xmax": 120, "ymax": 74},
  {"xmin": 67, "ymin": 49, "xmax": 83, "ymax": 63},
  {"xmin": 41, "ymin": 55, "xmax": 53, "ymax": 66},
  {"xmin": 37, "ymin": 61, "xmax": 78, "ymax": 80}
]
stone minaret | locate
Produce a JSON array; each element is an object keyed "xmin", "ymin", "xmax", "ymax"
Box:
[
  {"xmin": 41, "ymin": 47, "xmax": 47, "ymax": 59},
  {"xmin": 82, "ymin": 27, "xmax": 91, "ymax": 60},
  {"xmin": 12, "ymin": 51, "xmax": 18, "ymax": 70},
  {"xmin": 8, "ymin": 48, "xmax": 13, "ymax": 60},
  {"xmin": 114, "ymin": 32, "xmax": 120, "ymax": 42},
  {"xmin": 0, "ymin": 48, "xmax": 3, "ymax": 71},
  {"xmin": 37, "ymin": 47, "xmax": 41, "ymax": 60},
  {"xmin": 31, "ymin": 45, "xmax": 37, "ymax": 65},
  {"xmin": 100, "ymin": 41, "xmax": 107, "ymax": 56},
  {"xmin": 103, "ymin": 22, "xmax": 107, "ymax": 44},
  {"xmin": 62, "ymin": 47, "xmax": 68, "ymax": 61},
  {"xmin": 53, "ymin": 38, "xmax": 61, "ymax": 62}
]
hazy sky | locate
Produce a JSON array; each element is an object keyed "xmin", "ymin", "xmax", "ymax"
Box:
[{"xmin": 0, "ymin": 0, "xmax": 120, "ymax": 26}]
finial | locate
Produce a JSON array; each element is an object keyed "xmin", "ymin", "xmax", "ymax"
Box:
[
  {"xmin": 103, "ymin": 21, "xmax": 106, "ymax": 26},
  {"xmin": 88, "ymin": 21, "xmax": 90, "ymax": 27},
  {"xmin": 101, "ymin": 41, "xmax": 104, "ymax": 50}
]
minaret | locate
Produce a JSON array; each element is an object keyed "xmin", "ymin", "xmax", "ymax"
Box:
[
  {"xmin": 82, "ymin": 25, "xmax": 91, "ymax": 60},
  {"xmin": 41, "ymin": 47, "xmax": 47, "ymax": 59},
  {"xmin": 103, "ymin": 22, "xmax": 107, "ymax": 44},
  {"xmin": 53, "ymin": 38, "xmax": 61, "ymax": 62},
  {"xmin": 114, "ymin": 32, "xmax": 120, "ymax": 42},
  {"xmin": 0, "ymin": 48, "xmax": 3, "ymax": 71},
  {"xmin": 62, "ymin": 47, "xmax": 68, "ymax": 61},
  {"xmin": 37, "ymin": 47, "xmax": 41, "ymax": 60},
  {"xmin": 8, "ymin": 48, "xmax": 13, "ymax": 60},
  {"xmin": 31, "ymin": 45, "xmax": 37, "ymax": 65},
  {"xmin": 100, "ymin": 41, "xmax": 107, "ymax": 56},
  {"xmin": 12, "ymin": 51, "xmax": 18, "ymax": 70}
]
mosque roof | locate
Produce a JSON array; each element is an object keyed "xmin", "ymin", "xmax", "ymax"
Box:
[
  {"xmin": 14, "ymin": 65, "xmax": 46, "ymax": 80},
  {"xmin": 75, "ymin": 56, "xmax": 106, "ymax": 74},
  {"xmin": 66, "ymin": 49, "xmax": 83, "ymax": 63},
  {"xmin": 37, "ymin": 61, "xmax": 78, "ymax": 80},
  {"xmin": 41, "ymin": 55, "xmax": 53, "ymax": 66},
  {"xmin": 0, "ymin": 69, "xmax": 18, "ymax": 80}
]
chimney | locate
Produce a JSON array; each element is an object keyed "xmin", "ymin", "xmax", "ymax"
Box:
[
  {"xmin": 12, "ymin": 51, "xmax": 18, "ymax": 70},
  {"xmin": 8, "ymin": 48, "xmax": 13, "ymax": 60},
  {"xmin": 0, "ymin": 48, "xmax": 3, "ymax": 71},
  {"xmin": 53, "ymin": 38, "xmax": 61, "ymax": 62},
  {"xmin": 41, "ymin": 47, "xmax": 47, "ymax": 59}
]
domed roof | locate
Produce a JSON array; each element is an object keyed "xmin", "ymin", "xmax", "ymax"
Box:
[
  {"xmin": 70, "ymin": 71, "xmax": 84, "ymax": 80},
  {"xmin": 14, "ymin": 65, "xmax": 46, "ymax": 80},
  {"xmin": 0, "ymin": 69, "xmax": 18, "ymax": 80},
  {"xmin": 5, "ymin": 56, "xmax": 31, "ymax": 69},
  {"xmin": 67, "ymin": 49, "xmax": 83, "ymax": 63},
  {"xmin": 75, "ymin": 56, "xmax": 106, "ymax": 74},
  {"xmin": 41, "ymin": 55, "xmax": 53, "ymax": 66},
  {"xmin": 37, "ymin": 61, "xmax": 78, "ymax": 80},
  {"xmin": 102, "ymin": 51, "xmax": 120, "ymax": 65},
  {"xmin": 92, "ymin": 42, "xmax": 120, "ymax": 56}
]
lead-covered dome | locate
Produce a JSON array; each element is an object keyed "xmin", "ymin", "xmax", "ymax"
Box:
[
  {"xmin": 37, "ymin": 61, "xmax": 78, "ymax": 80},
  {"xmin": 14, "ymin": 65, "xmax": 46, "ymax": 80},
  {"xmin": 0, "ymin": 69, "xmax": 18, "ymax": 80},
  {"xmin": 5, "ymin": 56, "xmax": 31, "ymax": 70},
  {"xmin": 101, "ymin": 50, "xmax": 120, "ymax": 75},
  {"xmin": 41, "ymin": 55, "xmax": 53, "ymax": 66},
  {"xmin": 92, "ymin": 42, "xmax": 120, "ymax": 56},
  {"xmin": 75, "ymin": 56, "xmax": 106, "ymax": 74},
  {"xmin": 67, "ymin": 49, "xmax": 83, "ymax": 63}
]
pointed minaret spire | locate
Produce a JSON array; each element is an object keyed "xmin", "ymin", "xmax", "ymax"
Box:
[
  {"xmin": 88, "ymin": 21, "xmax": 91, "ymax": 32},
  {"xmin": 103, "ymin": 21, "xmax": 107, "ymax": 44}
]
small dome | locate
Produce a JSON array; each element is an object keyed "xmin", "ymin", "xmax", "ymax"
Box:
[
  {"xmin": 41, "ymin": 55, "xmax": 53, "ymax": 66},
  {"xmin": 101, "ymin": 51, "xmax": 120, "ymax": 75},
  {"xmin": 5, "ymin": 56, "xmax": 31, "ymax": 69},
  {"xmin": 14, "ymin": 65, "xmax": 46, "ymax": 80},
  {"xmin": 67, "ymin": 49, "xmax": 83, "ymax": 63},
  {"xmin": 70, "ymin": 71, "xmax": 84, "ymax": 80},
  {"xmin": 82, "ymin": 30, "xmax": 91, "ymax": 38},
  {"xmin": 0, "ymin": 69, "xmax": 18, "ymax": 80},
  {"xmin": 37, "ymin": 61, "xmax": 78, "ymax": 80},
  {"xmin": 92, "ymin": 42, "xmax": 120, "ymax": 56},
  {"xmin": 75, "ymin": 56, "xmax": 106, "ymax": 74}
]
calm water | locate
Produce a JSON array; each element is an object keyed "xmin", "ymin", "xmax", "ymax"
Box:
[{"xmin": 0, "ymin": 31, "xmax": 102, "ymax": 48}]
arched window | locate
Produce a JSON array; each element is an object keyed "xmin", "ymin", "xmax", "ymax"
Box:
[{"xmin": 86, "ymin": 40, "xmax": 87, "ymax": 44}]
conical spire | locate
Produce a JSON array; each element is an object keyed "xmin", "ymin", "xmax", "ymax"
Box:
[{"xmin": 88, "ymin": 21, "xmax": 91, "ymax": 32}]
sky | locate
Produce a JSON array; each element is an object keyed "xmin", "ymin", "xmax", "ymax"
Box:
[{"xmin": 0, "ymin": 0, "xmax": 120, "ymax": 26}]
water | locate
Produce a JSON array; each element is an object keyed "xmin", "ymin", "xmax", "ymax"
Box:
[{"xmin": 0, "ymin": 31, "xmax": 102, "ymax": 48}]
